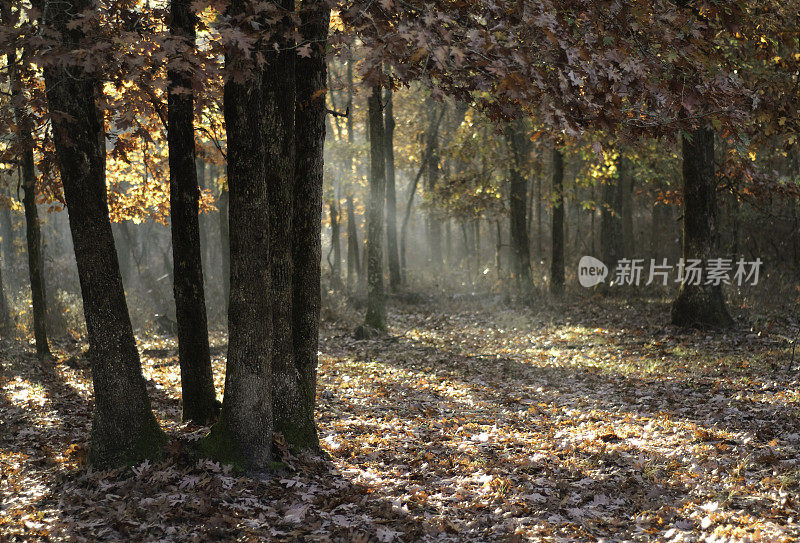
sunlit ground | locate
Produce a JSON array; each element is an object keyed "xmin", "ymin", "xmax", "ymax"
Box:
[{"xmin": 1, "ymin": 297, "xmax": 799, "ymax": 541}]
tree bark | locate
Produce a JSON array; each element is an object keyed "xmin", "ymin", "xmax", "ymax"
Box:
[
  {"xmin": 550, "ymin": 146, "xmax": 565, "ymax": 295},
  {"xmin": 506, "ymin": 121, "xmax": 534, "ymax": 296},
  {"xmin": 363, "ymin": 84, "xmax": 387, "ymax": 330},
  {"xmin": 600, "ymin": 171, "xmax": 623, "ymax": 276},
  {"xmin": 0, "ymin": 204, "xmax": 14, "ymax": 282},
  {"xmin": 19, "ymin": 148, "xmax": 49, "ymax": 355},
  {"xmin": 204, "ymin": 0, "xmax": 272, "ymax": 470},
  {"xmin": 346, "ymin": 195, "xmax": 361, "ymax": 291},
  {"xmin": 384, "ymin": 87, "xmax": 401, "ymax": 291},
  {"xmin": 283, "ymin": 0, "xmax": 330, "ymax": 451},
  {"xmin": 43, "ymin": 0, "xmax": 165, "ymax": 466},
  {"xmin": 671, "ymin": 128, "xmax": 734, "ymax": 328},
  {"xmin": 167, "ymin": 0, "xmax": 218, "ymax": 424},
  {"xmin": 0, "ymin": 256, "xmax": 11, "ymax": 335},
  {"xmin": 329, "ymin": 203, "xmax": 342, "ymax": 289},
  {"xmin": 3, "ymin": 2, "xmax": 49, "ymax": 355},
  {"xmin": 618, "ymin": 155, "xmax": 635, "ymax": 258}
]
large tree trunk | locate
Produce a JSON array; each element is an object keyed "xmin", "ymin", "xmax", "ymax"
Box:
[
  {"xmin": 550, "ymin": 146, "xmax": 565, "ymax": 295},
  {"xmin": 363, "ymin": 84, "xmax": 387, "ymax": 330},
  {"xmin": 384, "ymin": 87, "xmax": 401, "ymax": 291},
  {"xmin": 43, "ymin": 0, "xmax": 164, "ymax": 466},
  {"xmin": 167, "ymin": 0, "xmax": 218, "ymax": 424},
  {"xmin": 204, "ymin": 1, "xmax": 273, "ymax": 470},
  {"xmin": 0, "ymin": 204, "xmax": 15, "ymax": 282},
  {"xmin": 282, "ymin": 0, "xmax": 329, "ymax": 451},
  {"xmin": 264, "ymin": 0, "xmax": 298, "ymax": 455},
  {"xmin": 671, "ymin": 128, "xmax": 734, "ymax": 328},
  {"xmin": 506, "ymin": 121, "xmax": 534, "ymax": 296}
]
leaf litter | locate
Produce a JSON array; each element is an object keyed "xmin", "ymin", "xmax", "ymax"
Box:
[{"xmin": 1, "ymin": 297, "xmax": 799, "ymax": 542}]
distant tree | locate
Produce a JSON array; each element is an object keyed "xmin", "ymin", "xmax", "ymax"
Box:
[
  {"xmin": 550, "ymin": 145, "xmax": 565, "ymax": 295},
  {"xmin": 362, "ymin": 83, "xmax": 387, "ymax": 331},
  {"xmin": 671, "ymin": 128, "xmax": 734, "ymax": 328}
]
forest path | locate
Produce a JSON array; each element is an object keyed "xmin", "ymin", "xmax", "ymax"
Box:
[{"xmin": 1, "ymin": 297, "xmax": 798, "ymax": 541}]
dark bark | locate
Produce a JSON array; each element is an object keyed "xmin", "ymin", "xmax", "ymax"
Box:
[
  {"xmin": 43, "ymin": 0, "xmax": 165, "ymax": 466},
  {"xmin": 671, "ymin": 128, "xmax": 734, "ymax": 328},
  {"xmin": 3, "ymin": 3, "xmax": 49, "ymax": 355},
  {"xmin": 0, "ymin": 205, "xmax": 15, "ymax": 281},
  {"xmin": 346, "ymin": 195, "xmax": 361, "ymax": 291},
  {"xmin": 600, "ymin": 171, "xmax": 623, "ymax": 275},
  {"xmin": 167, "ymin": 0, "xmax": 217, "ymax": 424},
  {"xmin": 363, "ymin": 84, "xmax": 387, "ymax": 330},
  {"xmin": 506, "ymin": 121, "xmax": 534, "ymax": 296},
  {"xmin": 424, "ymin": 100, "xmax": 442, "ymax": 271},
  {"xmin": 283, "ymin": 0, "xmax": 330, "ymax": 451},
  {"xmin": 536, "ymin": 177, "xmax": 543, "ymax": 257},
  {"xmin": 329, "ymin": 203, "xmax": 343, "ymax": 289},
  {"xmin": 550, "ymin": 146, "xmax": 565, "ymax": 296},
  {"xmin": 204, "ymin": 0, "xmax": 272, "ymax": 470},
  {"xmin": 0, "ymin": 258, "xmax": 11, "ymax": 335},
  {"xmin": 384, "ymin": 87, "xmax": 401, "ymax": 291},
  {"xmin": 618, "ymin": 155, "xmax": 635, "ymax": 258}
]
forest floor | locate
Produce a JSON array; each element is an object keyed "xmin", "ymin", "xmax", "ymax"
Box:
[{"xmin": 1, "ymin": 294, "xmax": 799, "ymax": 542}]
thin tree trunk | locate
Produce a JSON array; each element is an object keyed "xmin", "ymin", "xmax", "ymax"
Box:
[
  {"xmin": 536, "ymin": 177, "xmax": 543, "ymax": 257},
  {"xmin": 551, "ymin": 146, "xmax": 565, "ymax": 295},
  {"xmin": 285, "ymin": 0, "xmax": 329, "ymax": 451},
  {"xmin": 3, "ymin": 6, "xmax": 49, "ymax": 355},
  {"xmin": 218, "ymin": 181, "xmax": 230, "ymax": 309},
  {"xmin": 346, "ymin": 195, "xmax": 361, "ymax": 291},
  {"xmin": 0, "ymin": 256, "xmax": 11, "ymax": 335},
  {"xmin": 363, "ymin": 84, "xmax": 386, "ymax": 330},
  {"xmin": 0, "ymin": 203, "xmax": 14, "ymax": 282},
  {"xmin": 671, "ymin": 127, "xmax": 734, "ymax": 327},
  {"xmin": 618, "ymin": 155, "xmax": 634, "ymax": 258},
  {"xmin": 384, "ymin": 87, "xmax": 401, "ymax": 291},
  {"xmin": 43, "ymin": 0, "xmax": 164, "ymax": 466},
  {"xmin": 506, "ymin": 121, "xmax": 534, "ymax": 296},
  {"xmin": 329, "ymin": 203, "xmax": 342, "ymax": 289},
  {"xmin": 204, "ymin": 1, "xmax": 273, "ymax": 470},
  {"xmin": 167, "ymin": 0, "xmax": 217, "ymax": 424}
]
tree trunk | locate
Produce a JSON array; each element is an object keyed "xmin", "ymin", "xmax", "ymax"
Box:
[
  {"xmin": 384, "ymin": 87, "xmax": 401, "ymax": 291},
  {"xmin": 20, "ymin": 154, "xmax": 49, "ymax": 355},
  {"xmin": 536, "ymin": 177, "xmax": 543, "ymax": 257},
  {"xmin": 618, "ymin": 155, "xmax": 634, "ymax": 258},
  {"xmin": 0, "ymin": 257, "xmax": 11, "ymax": 335},
  {"xmin": 506, "ymin": 121, "xmax": 534, "ymax": 296},
  {"xmin": 3, "ymin": 5, "xmax": 50, "ymax": 355},
  {"xmin": 167, "ymin": 0, "xmax": 218, "ymax": 424},
  {"xmin": 284, "ymin": 0, "xmax": 329, "ymax": 451},
  {"xmin": 600, "ymin": 173, "xmax": 622, "ymax": 276},
  {"xmin": 329, "ymin": 203, "xmax": 342, "ymax": 289},
  {"xmin": 550, "ymin": 146, "xmax": 565, "ymax": 295},
  {"xmin": 0, "ymin": 204, "xmax": 14, "ymax": 282},
  {"xmin": 363, "ymin": 84, "xmax": 386, "ymax": 330},
  {"xmin": 204, "ymin": 1, "xmax": 273, "ymax": 470},
  {"xmin": 43, "ymin": 0, "xmax": 165, "ymax": 466},
  {"xmin": 346, "ymin": 195, "xmax": 361, "ymax": 291},
  {"xmin": 671, "ymin": 128, "xmax": 734, "ymax": 328},
  {"xmin": 424, "ymin": 101, "xmax": 442, "ymax": 272},
  {"xmin": 218, "ymin": 182, "xmax": 230, "ymax": 309}
]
